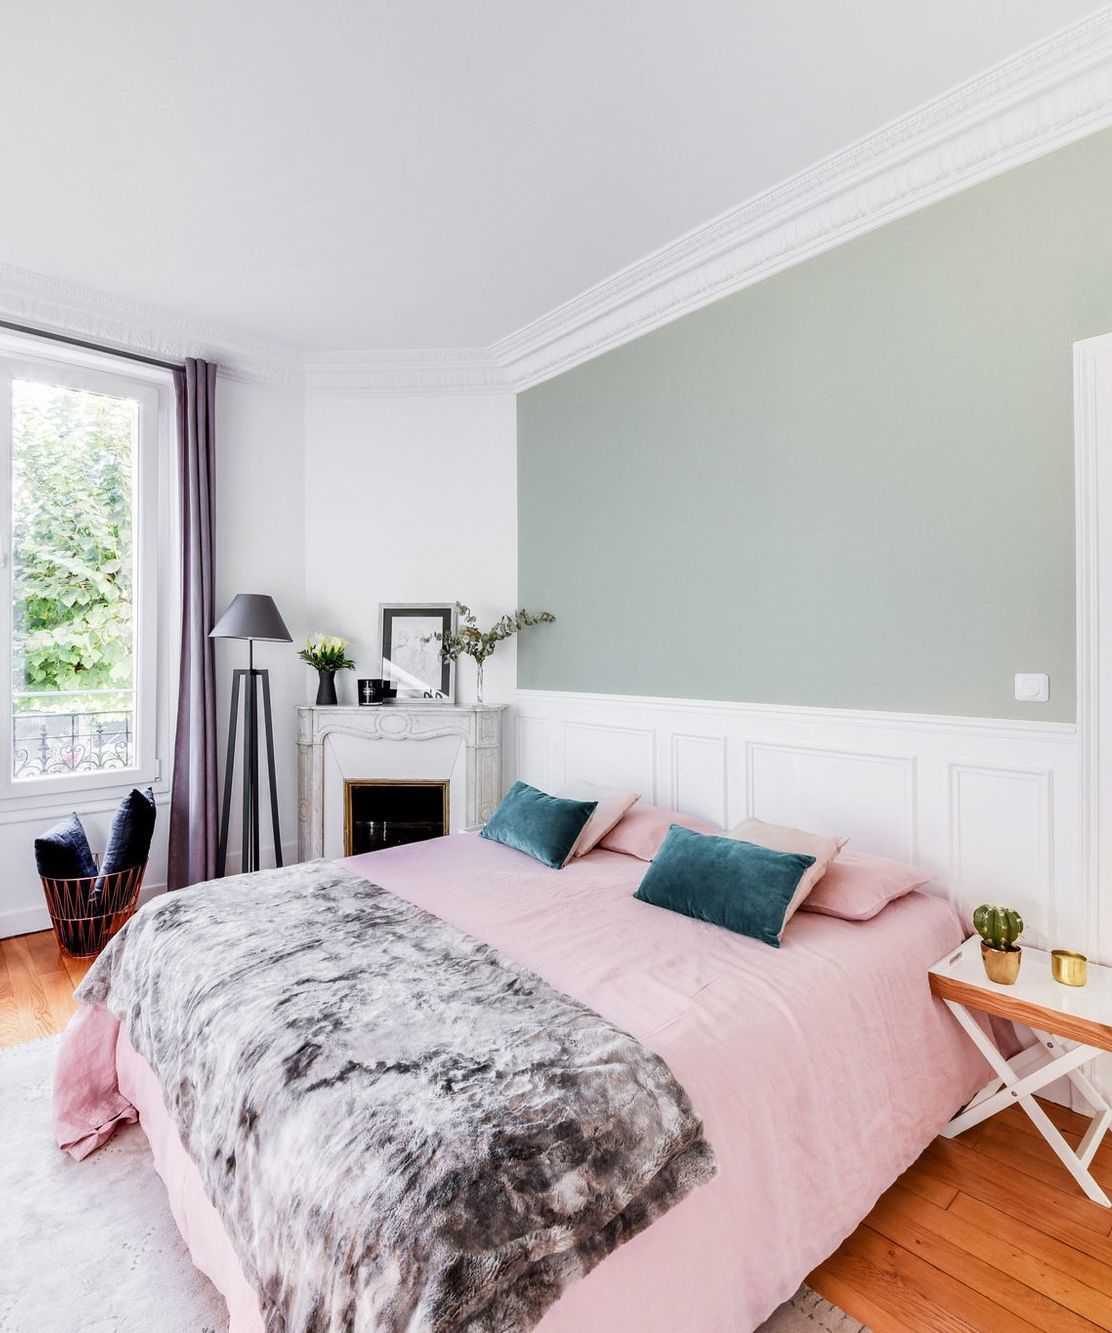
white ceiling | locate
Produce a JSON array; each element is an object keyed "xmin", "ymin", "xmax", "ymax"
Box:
[{"xmin": 0, "ymin": 1, "xmax": 1101, "ymax": 351}]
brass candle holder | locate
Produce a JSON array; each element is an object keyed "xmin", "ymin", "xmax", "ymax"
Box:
[{"xmin": 1051, "ymin": 949, "xmax": 1088, "ymax": 987}]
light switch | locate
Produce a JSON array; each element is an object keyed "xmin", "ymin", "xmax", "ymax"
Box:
[{"xmin": 1014, "ymin": 673, "xmax": 1049, "ymax": 703}]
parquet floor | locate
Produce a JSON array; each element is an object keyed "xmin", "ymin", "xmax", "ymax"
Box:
[{"xmin": 3, "ymin": 929, "xmax": 1112, "ymax": 1331}]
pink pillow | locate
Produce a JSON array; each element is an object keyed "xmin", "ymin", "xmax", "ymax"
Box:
[
  {"xmin": 599, "ymin": 801, "xmax": 719, "ymax": 861},
  {"xmin": 799, "ymin": 849, "xmax": 932, "ymax": 921},
  {"xmin": 558, "ymin": 780, "xmax": 640, "ymax": 858}
]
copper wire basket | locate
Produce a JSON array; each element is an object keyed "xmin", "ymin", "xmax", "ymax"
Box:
[{"xmin": 39, "ymin": 860, "xmax": 147, "ymax": 959}]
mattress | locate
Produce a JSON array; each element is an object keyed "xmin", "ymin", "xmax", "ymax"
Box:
[{"xmin": 68, "ymin": 834, "xmax": 989, "ymax": 1331}]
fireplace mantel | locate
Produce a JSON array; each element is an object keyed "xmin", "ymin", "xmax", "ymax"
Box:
[{"xmin": 297, "ymin": 704, "xmax": 505, "ymax": 859}]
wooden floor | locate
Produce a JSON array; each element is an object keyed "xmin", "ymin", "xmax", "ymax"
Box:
[
  {"xmin": 0, "ymin": 928, "xmax": 91, "ymax": 1046},
  {"xmin": 808, "ymin": 1099, "xmax": 1112, "ymax": 1331},
  {"xmin": 4, "ymin": 932, "xmax": 1112, "ymax": 1331}
]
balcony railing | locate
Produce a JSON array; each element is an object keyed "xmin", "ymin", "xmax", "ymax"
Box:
[{"xmin": 12, "ymin": 705, "xmax": 134, "ymax": 780}]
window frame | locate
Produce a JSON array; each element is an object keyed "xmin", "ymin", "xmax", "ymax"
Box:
[{"xmin": 0, "ymin": 335, "xmax": 177, "ymax": 810}]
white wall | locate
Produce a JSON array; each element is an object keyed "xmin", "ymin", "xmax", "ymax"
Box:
[
  {"xmin": 0, "ymin": 372, "xmax": 307, "ymax": 936},
  {"xmin": 213, "ymin": 376, "xmax": 307, "ymax": 873},
  {"xmin": 517, "ymin": 689, "xmax": 1084, "ymax": 955},
  {"xmin": 303, "ymin": 393, "xmax": 518, "ymax": 707},
  {"xmin": 517, "ymin": 687, "xmax": 1099, "ymax": 1110},
  {"xmin": 1, "ymin": 370, "xmax": 519, "ymax": 936}
]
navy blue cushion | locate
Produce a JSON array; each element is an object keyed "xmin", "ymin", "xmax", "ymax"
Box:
[
  {"xmin": 100, "ymin": 786, "xmax": 157, "ymax": 877},
  {"xmin": 35, "ymin": 813, "xmax": 97, "ymax": 881},
  {"xmin": 480, "ymin": 781, "xmax": 597, "ymax": 869},
  {"xmin": 634, "ymin": 824, "xmax": 816, "ymax": 948}
]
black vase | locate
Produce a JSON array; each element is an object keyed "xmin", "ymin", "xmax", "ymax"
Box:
[{"xmin": 315, "ymin": 669, "xmax": 338, "ymax": 706}]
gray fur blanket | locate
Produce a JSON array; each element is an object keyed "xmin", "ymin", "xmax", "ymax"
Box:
[{"xmin": 78, "ymin": 861, "xmax": 716, "ymax": 1332}]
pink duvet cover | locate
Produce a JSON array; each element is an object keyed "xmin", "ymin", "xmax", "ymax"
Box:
[{"xmin": 56, "ymin": 834, "xmax": 988, "ymax": 1331}]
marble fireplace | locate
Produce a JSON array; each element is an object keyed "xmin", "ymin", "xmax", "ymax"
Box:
[{"xmin": 297, "ymin": 704, "xmax": 505, "ymax": 860}]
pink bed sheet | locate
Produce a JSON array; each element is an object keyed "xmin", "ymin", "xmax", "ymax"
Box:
[{"xmin": 56, "ymin": 834, "xmax": 989, "ymax": 1332}]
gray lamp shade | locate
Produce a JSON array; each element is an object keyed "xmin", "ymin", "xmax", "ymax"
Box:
[{"xmin": 209, "ymin": 593, "xmax": 292, "ymax": 642}]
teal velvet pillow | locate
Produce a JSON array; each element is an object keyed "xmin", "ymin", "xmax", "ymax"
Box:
[
  {"xmin": 633, "ymin": 824, "xmax": 816, "ymax": 948},
  {"xmin": 480, "ymin": 781, "xmax": 598, "ymax": 869}
]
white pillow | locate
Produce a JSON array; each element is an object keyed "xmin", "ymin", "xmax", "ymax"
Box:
[
  {"xmin": 728, "ymin": 816, "xmax": 848, "ymax": 935},
  {"xmin": 558, "ymin": 780, "xmax": 640, "ymax": 858}
]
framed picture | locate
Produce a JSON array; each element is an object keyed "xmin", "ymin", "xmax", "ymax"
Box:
[{"xmin": 379, "ymin": 603, "xmax": 456, "ymax": 701}]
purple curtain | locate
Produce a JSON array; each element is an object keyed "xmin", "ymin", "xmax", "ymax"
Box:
[{"xmin": 167, "ymin": 358, "xmax": 218, "ymax": 890}]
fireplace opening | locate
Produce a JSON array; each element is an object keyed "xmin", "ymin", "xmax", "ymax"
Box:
[{"xmin": 344, "ymin": 780, "xmax": 449, "ymax": 856}]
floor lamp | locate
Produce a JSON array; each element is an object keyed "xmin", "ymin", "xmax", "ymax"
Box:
[{"xmin": 210, "ymin": 593, "xmax": 292, "ymax": 877}]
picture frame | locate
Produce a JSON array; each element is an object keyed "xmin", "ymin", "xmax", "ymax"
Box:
[{"xmin": 379, "ymin": 603, "xmax": 456, "ymax": 702}]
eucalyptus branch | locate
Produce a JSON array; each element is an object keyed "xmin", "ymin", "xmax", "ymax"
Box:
[{"xmin": 423, "ymin": 602, "xmax": 556, "ymax": 666}]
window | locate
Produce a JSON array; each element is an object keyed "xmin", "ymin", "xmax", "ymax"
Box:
[{"xmin": 0, "ymin": 341, "xmax": 174, "ymax": 802}]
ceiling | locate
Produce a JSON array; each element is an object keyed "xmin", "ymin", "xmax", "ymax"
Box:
[{"xmin": 0, "ymin": 1, "xmax": 1102, "ymax": 351}]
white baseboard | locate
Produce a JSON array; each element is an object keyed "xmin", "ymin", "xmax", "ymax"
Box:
[
  {"xmin": 0, "ymin": 839, "xmax": 300, "ymax": 941},
  {"xmin": 0, "ymin": 879, "xmax": 167, "ymax": 941}
]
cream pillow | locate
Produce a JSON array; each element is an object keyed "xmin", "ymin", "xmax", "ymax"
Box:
[
  {"xmin": 558, "ymin": 780, "xmax": 640, "ymax": 858},
  {"xmin": 727, "ymin": 817, "xmax": 848, "ymax": 934}
]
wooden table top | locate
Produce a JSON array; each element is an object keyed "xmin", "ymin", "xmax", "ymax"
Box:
[{"xmin": 929, "ymin": 936, "xmax": 1112, "ymax": 1054}]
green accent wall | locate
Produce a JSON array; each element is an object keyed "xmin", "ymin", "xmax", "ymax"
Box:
[{"xmin": 517, "ymin": 129, "xmax": 1112, "ymax": 721}]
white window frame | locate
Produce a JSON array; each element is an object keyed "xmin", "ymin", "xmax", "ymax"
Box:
[{"xmin": 0, "ymin": 333, "xmax": 177, "ymax": 812}]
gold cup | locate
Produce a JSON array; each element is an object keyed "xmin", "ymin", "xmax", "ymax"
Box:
[{"xmin": 1051, "ymin": 949, "xmax": 1088, "ymax": 987}]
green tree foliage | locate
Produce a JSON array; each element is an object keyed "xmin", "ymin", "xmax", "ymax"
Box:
[{"xmin": 11, "ymin": 380, "xmax": 134, "ymax": 711}]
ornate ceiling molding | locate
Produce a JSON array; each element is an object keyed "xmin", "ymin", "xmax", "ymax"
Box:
[
  {"xmin": 303, "ymin": 348, "xmax": 510, "ymax": 398},
  {"xmin": 6, "ymin": 7, "xmax": 1112, "ymax": 399},
  {"xmin": 0, "ymin": 262, "xmax": 303, "ymax": 390},
  {"xmin": 491, "ymin": 6, "xmax": 1112, "ymax": 390},
  {"xmin": 304, "ymin": 9, "xmax": 1112, "ymax": 396}
]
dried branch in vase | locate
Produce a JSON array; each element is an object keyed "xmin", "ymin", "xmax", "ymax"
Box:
[{"xmin": 422, "ymin": 603, "xmax": 556, "ymax": 703}]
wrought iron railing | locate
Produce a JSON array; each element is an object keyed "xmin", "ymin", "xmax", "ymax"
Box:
[{"xmin": 12, "ymin": 708, "xmax": 134, "ymax": 779}]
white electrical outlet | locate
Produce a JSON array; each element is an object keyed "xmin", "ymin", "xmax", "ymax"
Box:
[{"xmin": 1014, "ymin": 673, "xmax": 1049, "ymax": 703}]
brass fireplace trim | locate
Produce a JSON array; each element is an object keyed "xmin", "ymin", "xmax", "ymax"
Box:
[{"xmin": 343, "ymin": 778, "xmax": 450, "ymax": 856}]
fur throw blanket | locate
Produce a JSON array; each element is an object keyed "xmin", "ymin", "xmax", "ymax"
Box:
[{"xmin": 78, "ymin": 861, "xmax": 716, "ymax": 1331}]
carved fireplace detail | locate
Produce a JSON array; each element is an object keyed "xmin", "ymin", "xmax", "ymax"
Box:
[{"xmin": 297, "ymin": 704, "xmax": 505, "ymax": 861}]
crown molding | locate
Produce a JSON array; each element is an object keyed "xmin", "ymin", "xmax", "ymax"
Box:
[
  {"xmin": 304, "ymin": 8, "xmax": 1112, "ymax": 397},
  {"xmin": 7, "ymin": 7, "xmax": 1112, "ymax": 399},
  {"xmin": 491, "ymin": 6, "xmax": 1112, "ymax": 390},
  {"xmin": 303, "ymin": 348, "xmax": 511, "ymax": 398},
  {"xmin": 0, "ymin": 262, "xmax": 303, "ymax": 390}
]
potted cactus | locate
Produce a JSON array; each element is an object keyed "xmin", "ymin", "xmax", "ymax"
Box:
[{"xmin": 973, "ymin": 904, "xmax": 1024, "ymax": 985}]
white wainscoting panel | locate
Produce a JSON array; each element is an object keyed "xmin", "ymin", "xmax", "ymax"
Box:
[
  {"xmin": 515, "ymin": 716, "xmax": 550, "ymax": 792},
  {"xmin": 949, "ymin": 764, "xmax": 1054, "ymax": 948},
  {"xmin": 746, "ymin": 742, "xmax": 917, "ymax": 863},
  {"xmin": 671, "ymin": 733, "xmax": 728, "ymax": 827},
  {"xmin": 562, "ymin": 722, "xmax": 657, "ymax": 801},
  {"xmin": 515, "ymin": 689, "xmax": 1082, "ymax": 951}
]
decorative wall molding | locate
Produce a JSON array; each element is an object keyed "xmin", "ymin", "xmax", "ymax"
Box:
[
  {"xmin": 492, "ymin": 8, "xmax": 1112, "ymax": 390},
  {"xmin": 296, "ymin": 5, "xmax": 1112, "ymax": 398},
  {"xmin": 745, "ymin": 740, "xmax": 918, "ymax": 864},
  {"xmin": 515, "ymin": 688, "xmax": 1082, "ymax": 948},
  {"xmin": 1074, "ymin": 330, "xmax": 1112, "ymax": 967},
  {"xmin": 516, "ymin": 688, "xmax": 1076, "ymax": 743},
  {"xmin": 304, "ymin": 348, "xmax": 511, "ymax": 398},
  {"xmin": 671, "ymin": 733, "xmax": 727, "ymax": 830},
  {"xmin": 515, "ymin": 716, "xmax": 551, "ymax": 793},
  {"xmin": 948, "ymin": 763, "xmax": 1054, "ymax": 942},
  {"xmin": 0, "ymin": 261, "xmax": 304, "ymax": 390},
  {"xmin": 562, "ymin": 720, "xmax": 657, "ymax": 802},
  {"xmin": 8, "ymin": 10, "xmax": 1112, "ymax": 400}
]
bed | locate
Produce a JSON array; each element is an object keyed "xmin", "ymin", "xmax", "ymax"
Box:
[{"xmin": 55, "ymin": 832, "xmax": 989, "ymax": 1331}]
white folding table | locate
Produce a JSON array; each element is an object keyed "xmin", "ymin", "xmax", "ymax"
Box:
[{"xmin": 929, "ymin": 935, "xmax": 1112, "ymax": 1207}]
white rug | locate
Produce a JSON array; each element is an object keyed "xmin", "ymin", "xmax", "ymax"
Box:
[{"xmin": 0, "ymin": 1036, "xmax": 867, "ymax": 1332}]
